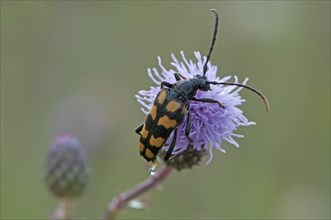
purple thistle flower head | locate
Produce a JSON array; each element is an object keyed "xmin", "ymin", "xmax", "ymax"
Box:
[{"xmin": 136, "ymin": 51, "xmax": 258, "ymax": 164}]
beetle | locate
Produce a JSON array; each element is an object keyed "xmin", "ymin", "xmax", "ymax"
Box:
[{"xmin": 136, "ymin": 9, "xmax": 269, "ymax": 166}]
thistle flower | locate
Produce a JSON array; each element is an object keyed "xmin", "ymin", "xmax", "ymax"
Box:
[{"xmin": 136, "ymin": 51, "xmax": 257, "ymax": 164}]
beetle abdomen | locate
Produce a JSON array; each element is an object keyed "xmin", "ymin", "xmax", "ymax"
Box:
[{"xmin": 138, "ymin": 88, "xmax": 186, "ymax": 162}]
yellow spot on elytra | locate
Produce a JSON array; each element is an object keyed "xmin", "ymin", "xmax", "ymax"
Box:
[
  {"xmin": 166, "ymin": 101, "xmax": 181, "ymax": 113},
  {"xmin": 157, "ymin": 90, "xmax": 167, "ymax": 105},
  {"xmin": 141, "ymin": 125, "xmax": 149, "ymax": 139},
  {"xmin": 180, "ymin": 107, "xmax": 187, "ymax": 119},
  {"xmin": 182, "ymin": 105, "xmax": 187, "ymax": 114},
  {"xmin": 157, "ymin": 115, "xmax": 177, "ymax": 129},
  {"xmin": 149, "ymin": 135, "xmax": 165, "ymax": 148},
  {"xmin": 149, "ymin": 105, "xmax": 157, "ymax": 120},
  {"xmin": 138, "ymin": 142, "xmax": 145, "ymax": 152},
  {"xmin": 145, "ymin": 148, "xmax": 154, "ymax": 159}
]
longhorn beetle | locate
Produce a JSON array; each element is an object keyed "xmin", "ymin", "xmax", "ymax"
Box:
[{"xmin": 136, "ymin": 9, "xmax": 269, "ymax": 167}]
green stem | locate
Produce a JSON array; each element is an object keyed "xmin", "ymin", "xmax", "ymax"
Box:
[
  {"xmin": 62, "ymin": 198, "xmax": 74, "ymax": 220},
  {"xmin": 49, "ymin": 198, "xmax": 74, "ymax": 220}
]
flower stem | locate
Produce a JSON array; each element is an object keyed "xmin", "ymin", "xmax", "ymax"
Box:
[
  {"xmin": 103, "ymin": 165, "xmax": 173, "ymax": 220},
  {"xmin": 49, "ymin": 198, "xmax": 74, "ymax": 220},
  {"xmin": 62, "ymin": 198, "xmax": 74, "ymax": 220}
]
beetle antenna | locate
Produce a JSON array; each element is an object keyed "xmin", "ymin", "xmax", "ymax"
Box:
[
  {"xmin": 208, "ymin": 81, "xmax": 270, "ymax": 112},
  {"xmin": 203, "ymin": 9, "xmax": 219, "ymax": 76}
]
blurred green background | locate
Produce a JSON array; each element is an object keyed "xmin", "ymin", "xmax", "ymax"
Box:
[{"xmin": 1, "ymin": 1, "xmax": 330, "ymax": 219}]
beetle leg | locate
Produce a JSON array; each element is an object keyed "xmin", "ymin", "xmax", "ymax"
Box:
[
  {"xmin": 160, "ymin": 81, "xmax": 173, "ymax": 88},
  {"xmin": 174, "ymin": 72, "xmax": 186, "ymax": 81},
  {"xmin": 174, "ymin": 73, "xmax": 181, "ymax": 81},
  {"xmin": 185, "ymin": 106, "xmax": 193, "ymax": 143},
  {"xmin": 164, "ymin": 128, "xmax": 178, "ymax": 161},
  {"xmin": 135, "ymin": 123, "xmax": 144, "ymax": 135},
  {"xmin": 191, "ymin": 97, "xmax": 225, "ymax": 109}
]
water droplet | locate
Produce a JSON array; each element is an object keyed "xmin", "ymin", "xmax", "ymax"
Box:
[
  {"xmin": 128, "ymin": 199, "xmax": 147, "ymax": 210},
  {"xmin": 149, "ymin": 167, "xmax": 156, "ymax": 176},
  {"xmin": 148, "ymin": 162, "xmax": 157, "ymax": 176},
  {"xmin": 150, "ymin": 171, "xmax": 155, "ymax": 176}
]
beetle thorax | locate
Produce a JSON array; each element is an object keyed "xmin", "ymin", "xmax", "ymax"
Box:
[
  {"xmin": 174, "ymin": 80, "xmax": 198, "ymax": 99},
  {"xmin": 174, "ymin": 75, "xmax": 210, "ymax": 99}
]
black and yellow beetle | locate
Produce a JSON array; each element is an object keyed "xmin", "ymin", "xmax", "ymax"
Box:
[{"xmin": 136, "ymin": 9, "xmax": 269, "ymax": 165}]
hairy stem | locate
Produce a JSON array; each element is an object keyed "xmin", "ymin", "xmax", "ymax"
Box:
[
  {"xmin": 49, "ymin": 198, "xmax": 74, "ymax": 220},
  {"xmin": 103, "ymin": 165, "xmax": 173, "ymax": 220},
  {"xmin": 63, "ymin": 198, "xmax": 74, "ymax": 220}
]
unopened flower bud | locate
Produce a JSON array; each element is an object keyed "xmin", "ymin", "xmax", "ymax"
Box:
[
  {"xmin": 159, "ymin": 145, "xmax": 207, "ymax": 171},
  {"xmin": 45, "ymin": 134, "xmax": 89, "ymax": 198}
]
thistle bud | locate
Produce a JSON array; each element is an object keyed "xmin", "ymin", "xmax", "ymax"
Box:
[
  {"xmin": 45, "ymin": 134, "xmax": 89, "ymax": 198},
  {"xmin": 159, "ymin": 145, "xmax": 207, "ymax": 171}
]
